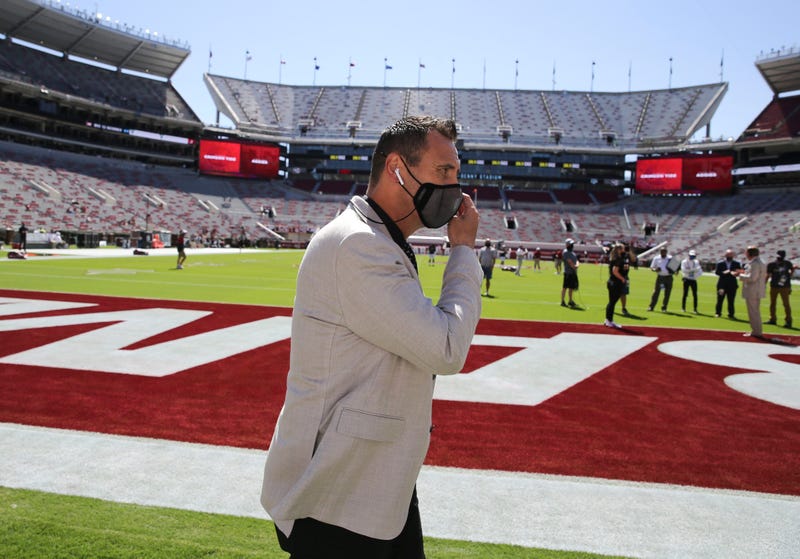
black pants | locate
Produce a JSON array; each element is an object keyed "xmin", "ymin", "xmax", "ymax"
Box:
[
  {"xmin": 649, "ymin": 275, "xmax": 673, "ymax": 309},
  {"xmin": 682, "ymin": 279, "xmax": 698, "ymax": 311},
  {"xmin": 606, "ymin": 281, "xmax": 624, "ymax": 321},
  {"xmin": 716, "ymin": 287, "xmax": 737, "ymax": 317},
  {"xmin": 276, "ymin": 489, "xmax": 425, "ymax": 559}
]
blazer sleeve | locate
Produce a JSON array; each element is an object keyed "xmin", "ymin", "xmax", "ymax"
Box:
[{"xmin": 336, "ymin": 236, "xmax": 482, "ymax": 376}]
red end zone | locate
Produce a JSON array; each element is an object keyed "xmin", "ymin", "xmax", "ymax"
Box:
[{"xmin": 0, "ymin": 290, "xmax": 798, "ymax": 496}]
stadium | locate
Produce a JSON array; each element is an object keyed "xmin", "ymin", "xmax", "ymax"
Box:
[{"xmin": 0, "ymin": 1, "xmax": 799, "ymax": 557}]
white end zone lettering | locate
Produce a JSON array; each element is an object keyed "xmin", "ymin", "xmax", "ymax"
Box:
[
  {"xmin": 1, "ymin": 295, "xmax": 797, "ymax": 410},
  {"xmin": 0, "ymin": 297, "xmax": 291, "ymax": 376},
  {"xmin": 658, "ymin": 340, "xmax": 800, "ymax": 410}
]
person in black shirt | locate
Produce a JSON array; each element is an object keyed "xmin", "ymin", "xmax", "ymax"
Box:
[
  {"xmin": 604, "ymin": 243, "xmax": 628, "ymax": 328},
  {"xmin": 766, "ymin": 250, "xmax": 796, "ymax": 328},
  {"xmin": 18, "ymin": 222, "xmax": 28, "ymax": 253},
  {"xmin": 176, "ymin": 229, "xmax": 187, "ymax": 269}
]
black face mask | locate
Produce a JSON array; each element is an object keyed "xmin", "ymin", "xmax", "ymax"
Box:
[{"xmin": 398, "ymin": 159, "xmax": 463, "ymax": 229}]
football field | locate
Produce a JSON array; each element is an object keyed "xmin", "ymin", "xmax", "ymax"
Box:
[{"xmin": 1, "ymin": 247, "xmax": 798, "ymax": 558}]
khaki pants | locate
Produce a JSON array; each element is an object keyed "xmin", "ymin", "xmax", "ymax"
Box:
[
  {"xmin": 769, "ymin": 286, "xmax": 792, "ymax": 324},
  {"xmin": 744, "ymin": 295, "xmax": 763, "ymax": 336}
]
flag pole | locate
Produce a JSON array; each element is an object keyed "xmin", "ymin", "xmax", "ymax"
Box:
[{"xmin": 348, "ymin": 57, "xmax": 353, "ymax": 87}]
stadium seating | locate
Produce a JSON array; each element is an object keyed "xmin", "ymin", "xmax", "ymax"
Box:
[
  {"xmin": 739, "ymin": 94, "xmax": 800, "ymax": 142},
  {"xmin": 3, "ymin": 138, "xmax": 799, "ymax": 261},
  {"xmin": 205, "ymin": 75, "xmax": 725, "ymax": 149},
  {"xmin": 0, "ymin": 40, "xmax": 196, "ymax": 121}
]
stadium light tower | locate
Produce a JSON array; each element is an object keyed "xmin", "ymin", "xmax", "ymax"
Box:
[{"xmin": 591, "ymin": 61, "xmax": 595, "ymax": 92}]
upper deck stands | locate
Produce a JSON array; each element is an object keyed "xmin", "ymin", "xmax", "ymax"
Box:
[
  {"xmin": 0, "ymin": 39, "xmax": 197, "ymax": 121},
  {"xmin": 738, "ymin": 94, "xmax": 800, "ymax": 143},
  {"xmin": 206, "ymin": 75, "xmax": 726, "ymax": 149}
]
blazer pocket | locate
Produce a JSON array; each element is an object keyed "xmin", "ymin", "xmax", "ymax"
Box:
[{"xmin": 336, "ymin": 407, "xmax": 405, "ymax": 442}]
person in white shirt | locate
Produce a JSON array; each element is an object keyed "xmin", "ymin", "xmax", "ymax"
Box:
[
  {"xmin": 680, "ymin": 249, "xmax": 703, "ymax": 313},
  {"xmin": 479, "ymin": 239, "xmax": 498, "ymax": 297},
  {"xmin": 514, "ymin": 246, "xmax": 527, "ymax": 276},
  {"xmin": 648, "ymin": 247, "xmax": 675, "ymax": 312}
]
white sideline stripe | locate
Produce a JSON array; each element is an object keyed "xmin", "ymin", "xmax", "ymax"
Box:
[{"xmin": 1, "ymin": 423, "xmax": 798, "ymax": 559}]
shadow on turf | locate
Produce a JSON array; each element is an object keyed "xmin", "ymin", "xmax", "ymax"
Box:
[
  {"xmin": 751, "ymin": 334, "xmax": 798, "ymax": 347},
  {"xmin": 616, "ymin": 311, "xmax": 646, "ymax": 321},
  {"xmin": 602, "ymin": 324, "xmax": 649, "ymax": 336}
]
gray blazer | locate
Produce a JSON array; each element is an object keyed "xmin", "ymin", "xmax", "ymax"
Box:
[
  {"xmin": 261, "ymin": 196, "xmax": 482, "ymax": 540},
  {"xmin": 740, "ymin": 256, "xmax": 767, "ymax": 300}
]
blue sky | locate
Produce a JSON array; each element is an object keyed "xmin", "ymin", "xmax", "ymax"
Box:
[{"xmin": 83, "ymin": 0, "xmax": 798, "ymax": 140}]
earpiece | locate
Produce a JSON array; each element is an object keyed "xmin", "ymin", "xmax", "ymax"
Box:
[{"xmin": 394, "ymin": 168, "xmax": 404, "ymax": 186}]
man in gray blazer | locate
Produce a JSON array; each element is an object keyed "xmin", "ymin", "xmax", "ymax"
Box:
[
  {"xmin": 262, "ymin": 116, "xmax": 482, "ymax": 558},
  {"xmin": 736, "ymin": 246, "xmax": 767, "ymax": 338}
]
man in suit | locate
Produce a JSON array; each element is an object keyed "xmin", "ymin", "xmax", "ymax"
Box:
[
  {"xmin": 261, "ymin": 116, "xmax": 481, "ymax": 559},
  {"xmin": 715, "ymin": 249, "xmax": 742, "ymax": 318},
  {"xmin": 735, "ymin": 246, "xmax": 767, "ymax": 337}
]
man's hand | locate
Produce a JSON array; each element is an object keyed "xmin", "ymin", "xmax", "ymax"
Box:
[{"xmin": 447, "ymin": 193, "xmax": 479, "ymax": 248}]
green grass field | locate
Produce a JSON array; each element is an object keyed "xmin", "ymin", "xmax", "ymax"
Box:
[
  {"xmin": 1, "ymin": 247, "xmax": 793, "ymax": 558},
  {"xmin": 1, "ymin": 247, "xmax": 788, "ymax": 334}
]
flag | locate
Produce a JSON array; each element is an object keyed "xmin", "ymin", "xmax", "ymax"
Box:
[
  {"xmin": 350, "ymin": 61, "xmax": 356, "ymax": 67},
  {"xmin": 209, "ymin": 48, "xmax": 213, "ymax": 59},
  {"xmin": 385, "ymin": 64, "xmax": 393, "ymax": 70},
  {"xmin": 419, "ymin": 62, "xmax": 426, "ymax": 68},
  {"xmin": 315, "ymin": 63, "xmax": 320, "ymax": 70},
  {"xmin": 281, "ymin": 59, "xmax": 286, "ymax": 65},
  {"xmin": 246, "ymin": 51, "xmax": 252, "ymax": 61}
]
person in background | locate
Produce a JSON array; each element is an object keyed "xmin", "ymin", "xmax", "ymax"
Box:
[
  {"xmin": 648, "ymin": 246, "xmax": 674, "ymax": 312},
  {"xmin": 18, "ymin": 222, "xmax": 28, "ymax": 253},
  {"xmin": 427, "ymin": 243, "xmax": 437, "ymax": 266},
  {"xmin": 533, "ymin": 246, "xmax": 542, "ymax": 271},
  {"xmin": 479, "ymin": 238, "xmax": 498, "ymax": 296},
  {"xmin": 766, "ymin": 249, "xmax": 796, "ymax": 328},
  {"xmin": 261, "ymin": 116, "xmax": 481, "ymax": 559},
  {"xmin": 735, "ymin": 246, "xmax": 767, "ymax": 338},
  {"xmin": 560, "ymin": 238, "xmax": 580, "ymax": 307},
  {"xmin": 715, "ymin": 249, "xmax": 742, "ymax": 318},
  {"xmin": 604, "ymin": 243, "xmax": 629, "ymax": 328},
  {"xmin": 680, "ymin": 249, "xmax": 703, "ymax": 314},
  {"xmin": 619, "ymin": 243, "xmax": 637, "ymax": 316},
  {"xmin": 515, "ymin": 245, "xmax": 526, "ymax": 276},
  {"xmin": 176, "ymin": 229, "xmax": 187, "ymax": 269},
  {"xmin": 553, "ymin": 248, "xmax": 562, "ymax": 274}
]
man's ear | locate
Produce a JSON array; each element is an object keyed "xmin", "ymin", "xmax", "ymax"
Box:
[{"xmin": 384, "ymin": 153, "xmax": 403, "ymax": 184}]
